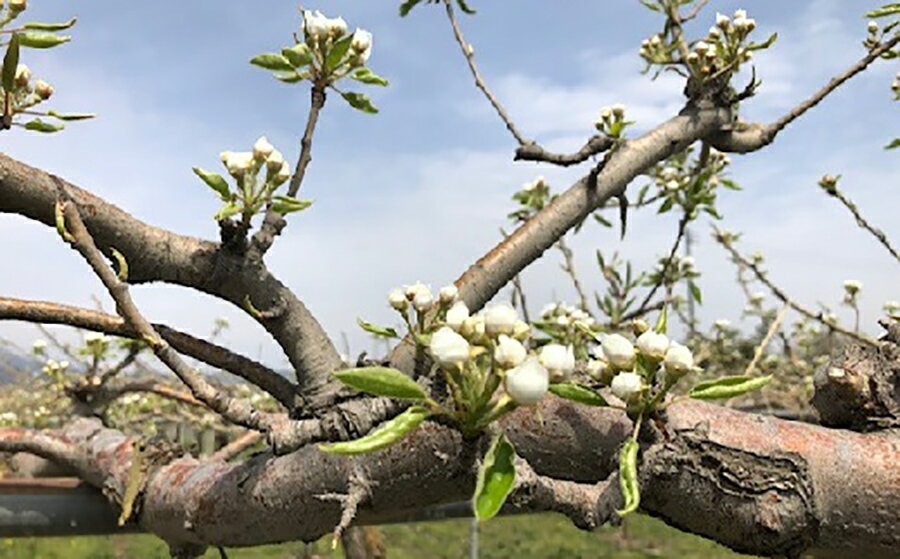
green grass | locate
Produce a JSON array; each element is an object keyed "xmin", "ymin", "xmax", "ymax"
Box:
[{"xmin": 0, "ymin": 513, "xmax": 757, "ymax": 558}]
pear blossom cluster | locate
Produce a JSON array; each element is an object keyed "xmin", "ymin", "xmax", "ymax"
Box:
[
  {"xmin": 508, "ymin": 176, "xmax": 551, "ymax": 222},
  {"xmin": 195, "ymin": 136, "xmax": 311, "ymax": 222},
  {"xmin": 884, "ymin": 300, "xmax": 900, "ymax": 319},
  {"xmin": 594, "ymin": 104, "xmax": 631, "ymax": 139}
]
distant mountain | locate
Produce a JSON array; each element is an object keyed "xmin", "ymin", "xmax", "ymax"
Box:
[{"xmin": 0, "ymin": 347, "xmax": 38, "ymax": 384}]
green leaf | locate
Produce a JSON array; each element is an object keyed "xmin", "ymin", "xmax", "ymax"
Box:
[
  {"xmin": 318, "ymin": 405, "xmax": 429, "ymax": 454},
  {"xmin": 351, "ymin": 67, "xmax": 389, "ymax": 86},
  {"xmin": 24, "ymin": 118, "xmax": 64, "ymax": 133},
  {"xmin": 689, "ymin": 374, "xmax": 772, "ymax": 400},
  {"xmin": 657, "ymin": 196, "xmax": 675, "ymax": 214},
  {"xmin": 689, "ymin": 281, "xmax": 702, "ymax": 304},
  {"xmin": 399, "ymin": 0, "xmax": 425, "ymax": 17},
  {"xmin": 250, "ymin": 53, "xmax": 294, "ymax": 72},
  {"xmin": 47, "ymin": 110, "xmax": 96, "ymax": 121},
  {"xmin": 333, "ymin": 366, "xmax": 426, "ymax": 400},
  {"xmin": 456, "ymin": 0, "xmax": 477, "ymax": 14},
  {"xmin": 357, "ymin": 318, "xmax": 399, "ymax": 339},
  {"xmin": 866, "ymin": 3, "xmax": 900, "ymax": 18},
  {"xmin": 282, "ymin": 43, "xmax": 313, "ymax": 67},
  {"xmin": 473, "ymin": 433, "xmax": 516, "ymax": 521},
  {"xmin": 18, "ymin": 32, "xmax": 71, "ymax": 49},
  {"xmin": 214, "ymin": 201, "xmax": 242, "ymax": 221},
  {"xmin": 616, "ymin": 440, "xmax": 640, "ymax": 517},
  {"xmin": 549, "ymin": 383, "xmax": 608, "ymax": 406},
  {"xmin": 341, "ymin": 91, "xmax": 379, "ymax": 114},
  {"xmin": 654, "ymin": 306, "xmax": 668, "ymax": 334},
  {"xmin": 2, "ymin": 33, "xmax": 20, "ymax": 92},
  {"xmin": 192, "ymin": 167, "xmax": 231, "ymax": 200},
  {"xmin": 270, "ymin": 195, "xmax": 312, "ymax": 215},
  {"xmin": 885, "ymin": 138, "xmax": 900, "ymax": 150},
  {"xmin": 325, "ymin": 35, "xmax": 354, "ymax": 72},
  {"xmin": 747, "ymin": 32, "xmax": 778, "ymax": 52},
  {"xmin": 24, "ymin": 17, "xmax": 77, "ymax": 31},
  {"xmin": 272, "ymin": 71, "xmax": 305, "ymax": 83}
]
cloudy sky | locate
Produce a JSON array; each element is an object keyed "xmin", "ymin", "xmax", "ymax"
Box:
[{"xmin": 1, "ymin": 0, "xmax": 897, "ymax": 368}]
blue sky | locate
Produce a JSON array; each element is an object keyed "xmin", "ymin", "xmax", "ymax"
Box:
[{"xmin": 1, "ymin": 0, "xmax": 897, "ymax": 367}]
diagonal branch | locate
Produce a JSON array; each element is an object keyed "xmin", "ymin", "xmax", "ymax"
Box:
[
  {"xmin": 0, "ymin": 297, "xmax": 298, "ymax": 409},
  {"xmin": 822, "ymin": 179, "xmax": 900, "ymax": 266},
  {"xmin": 710, "ymin": 33, "xmax": 900, "ymax": 153}
]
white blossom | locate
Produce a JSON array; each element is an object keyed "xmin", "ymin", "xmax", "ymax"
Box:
[
  {"xmin": 586, "ymin": 359, "xmax": 610, "ymax": 381},
  {"xmin": 601, "ymin": 333, "xmax": 636, "ymax": 371},
  {"xmin": 611, "ymin": 372, "xmax": 643, "ymax": 402},
  {"xmin": 483, "ymin": 303, "xmax": 518, "ymax": 335},
  {"xmin": 388, "ymin": 289, "xmax": 407, "ymax": 311},
  {"xmin": 85, "ymin": 332, "xmax": 107, "ymax": 345},
  {"xmin": 429, "ymin": 327, "xmax": 470, "ymax": 368},
  {"xmin": 512, "ymin": 320, "xmax": 531, "ymax": 340},
  {"xmin": 505, "ymin": 357, "xmax": 549, "ymax": 405},
  {"xmin": 494, "ymin": 335, "xmax": 527, "ymax": 368},
  {"xmin": 413, "ymin": 290, "xmax": 434, "ymax": 312},
  {"xmin": 253, "ymin": 136, "xmax": 275, "ymax": 161},
  {"xmin": 461, "ymin": 314, "xmax": 486, "ymax": 339},
  {"xmin": 664, "ymin": 343, "xmax": 694, "ymax": 378},
  {"xmin": 14, "ymin": 64, "xmax": 30, "ymax": 87},
  {"xmin": 445, "ymin": 301, "xmax": 470, "ymax": 330},
  {"xmin": 303, "ymin": 10, "xmax": 329, "ymax": 40},
  {"xmin": 714, "ymin": 319, "xmax": 731, "ymax": 330},
  {"xmin": 34, "ymin": 79, "xmax": 53, "ymax": 100},
  {"xmin": 843, "ymin": 280, "xmax": 862, "ymax": 295},
  {"xmin": 636, "ymin": 331, "xmax": 669, "ymax": 361},
  {"xmin": 326, "ymin": 16, "xmax": 348, "ymax": 38},
  {"xmin": 438, "ymin": 284, "xmax": 458, "ymax": 305},
  {"xmin": 405, "ymin": 282, "xmax": 431, "ymax": 301},
  {"xmin": 716, "ymin": 12, "xmax": 731, "ymax": 29},
  {"xmin": 221, "ymin": 151, "xmax": 254, "ymax": 176},
  {"xmin": 733, "ymin": 9, "xmax": 748, "ymax": 20},
  {"xmin": 539, "ymin": 344, "xmax": 575, "ymax": 378},
  {"xmin": 351, "ymin": 28, "xmax": 373, "ymax": 63},
  {"xmin": 868, "ymin": 21, "xmax": 879, "ymax": 34},
  {"xmin": 32, "ymin": 339, "xmax": 47, "ymax": 353}
]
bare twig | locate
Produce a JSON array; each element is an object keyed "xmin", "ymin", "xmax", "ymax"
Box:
[
  {"xmin": 743, "ymin": 303, "xmax": 789, "ymax": 376},
  {"xmin": 711, "ymin": 33, "xmax": 900, "ymax": 152},
  {"xmin": 209, "ymin": 430, "xmax": 264, "ymax": 462},
  {"xmin": 556, "ymin": 236, "xmax": 590, "ymax": 313},
  {"xmin": 514, "ymin": 135, "xmax": 614, "ymax": 166},
  {"xmin": 682, "ymin": 0, "xmax": 711, "ymax": 22},
  {"xmin": 0, "ymin": 297, "xmax": 298, "ymax": 410},
  {"xmin": 635, "ymin": 211, "xmax": 690, "ymax": 316},
  {"xmin": 713, "ymin": 226, "xmax": 877, "ymax": 348},
  {"xmin": 823, "ymin": 182, "xmax": 900, "ymax": 265}
]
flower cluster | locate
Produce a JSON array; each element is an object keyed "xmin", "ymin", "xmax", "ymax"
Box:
[
  {"xmin": 194, "ymin": 136, "xmax": 311, "ymax": 223},
  {"xmin": 508, "ymin": 176, "xmax": 551, "ymax": 222},
  {"xmin": 885, "ymin": 300, "xmax": 900, "ymax": 319},
  {"xmin": 843, "ymin": 279, "xmax": 862, "ymax": 305},
  {"xmin": 531, "ymin": 302, "xmax": 600, "ymax": 361},
  {"xmin": 250, "ymin": 9, "xmax": 387, "ymax": 114},
  {"xmin": 687, "ymin": 9, "xmax": 766, "ymax": 80},
  {"xmin": 594, "ymin": 104, "xmax": 631, "ymax": 139}
]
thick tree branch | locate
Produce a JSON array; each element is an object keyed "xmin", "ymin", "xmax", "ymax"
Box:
[
  {"xmin": 0, "ymin": 153, "xmax": 343, "ymax": 412},
  {"xmin": 710, "ymin": 33, "xmax": 900, "ymax": 153},
  {"xmin": 0, "ymin": 297, "xmax": 298, "ymax": 409}
]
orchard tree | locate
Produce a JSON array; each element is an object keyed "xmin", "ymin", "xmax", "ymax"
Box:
[{"xmin": 1, "ymin": 1, "xmax": 899, "ymax": 558}]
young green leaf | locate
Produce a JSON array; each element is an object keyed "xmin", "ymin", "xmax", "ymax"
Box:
[
  {"xmin": 192, "ymin": 167, "xmax": 231, "ymax": 200},
  {"xmin": 341, "ymin": 91, "xmax": 378, "ymax": 114},
  {"xmin": 689, "ymin": 281, "xmax": 702, "ymax": 304},
  {"xmin": 282, "ymin": 43, "xmax": 313, "ymax": 67},
  {"xmin": 318, "ymin": 405, "xmax": 429, "ymax": 454},
  {"xmin": 47, "ymin": 110, "xmax": 96, "ymax": 121},
  {"xmin": 654, "ymin": 306, "xmax": 668, "ymax": 334},
  {"xmin": 214, "ymin": 201, "xmax": 242, "ymax": 221},
  {"xmin": 689, "ymin": 375, "xmax": 772, "ymax": 400},
  {"xmin": 270, "ymin": 195, "xmax": 312, "ymax": 215},
  {"xmin": 272, "ymin": 71, "xmax": 305, "ymax": 84},
  {"xmin": 548, "ymin": 383, "xmax": 608, "ymax": 406},
  {"xmin": 399, "ymin": 0, "xmax": 425, "ymax": 16},
  {"xmin": 2, "ymin": 34, "xmax": 20, "ymax": 92},
  {"xmin": 351, "ymin": 67, "xmax": 389, "ymax": 86},
  {"xmin": 18, "ymin": 32, "xmax": 71, "ymax": 49},
  {"xmin": 325, "ymin": 35, "xmax": 354, "ymax": 72},
  {"xmin": 616, "ymin": 440, "xmax": 640, "ymax": 517},
  {"xmin": 473, "ymin": 434, "xmax": 516, "ymax": 521},
  {"xmin": 866, "ymin": 3, "xmax": 900, "ymax": 18},
  {"xmin": 24, "ymin": 118, "xmax": 64, "ymax": 133},
  {"xmin": 886, "ymin": 138, "xmax": 900, "ymax": 150},
  {"xmin": 747, "ymin": 32, "xmax": 778, "ymax": 52},
  {"xmin": 24, "ymin": 17, "xmax": 78, "ymax": 31},
  {"xmin": 333, "ymin": 366, "xmax": 426, "ymax": 400},
  {"xmin": 250, "ymin": 53, "xmax": 294, "ymax": 72},
  {"xmin": 456, "ymin": 0, "xmax": 477, "ymax": 14},
  {"xmin": 357, "ymin": 318, "xmax": 399, "ymax": 338}
]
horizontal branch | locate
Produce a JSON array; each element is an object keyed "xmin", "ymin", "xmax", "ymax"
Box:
[
  {"xmin": 0, "ymin": 297, "xmax": 298, "ymax": 409},
  {"xmin": 513, "ymin": 135, "xmax": 614, "ymax": 166},
  {"xmin": 710, "ymin": 33, "xmax": 900, "ymax": 153}
]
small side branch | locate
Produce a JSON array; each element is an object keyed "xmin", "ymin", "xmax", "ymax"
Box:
[
  {"xmin": 514, "ymin": 135, "xmax": 614, "ymax": 166},
  {"xmin": 0, "ymin": 297, "xmax": 298, "ymax": 410},
  {"xmin": 823, "ymin": 180, "xmax": 900, "ymax": 266},
  {"xmin": 710, "ymin": 33, "xmax": 900, "ymax": 153}
]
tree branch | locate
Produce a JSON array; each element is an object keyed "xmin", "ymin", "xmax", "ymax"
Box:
[
  {"xmin": 710, "ymin": 33, "xmax": 900, "ymax": 153},
  {"xmin": 0, "ymin": 297, "xmax": 298, "ymax": 410}
]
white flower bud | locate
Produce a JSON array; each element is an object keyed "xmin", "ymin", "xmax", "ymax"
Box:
[
  {"xmin": 221, "ymin": 151, "xmax": 254, "ymax": 177},
  {"xmin": 611, "ymin": 103, "xmax": 626, "ymax": 118},
  {"xmin": 14, "ymin": 64, "xmax": 30, "ymax": 88},
  {"xmin": 664, "ymin": 343, "xmax": 694, "ymax": 378},
  {"xmin": 716, "ymin": 12, "xmax": 731, "ymax": 29},
  {"xmin": 85, "ymin": 332, "xmax": 107, "ymax": 345},
  {"xmin": 694, "ymin": 41, "xmax": 711, "ymax": 55},
  {"xmin": 484, "ymin": 303, "xmax": 519, "ymax": 335},
  {"xmin": 405, "ymin": 282, "xmax": 431, "ymax": 301},
  {"xmin": 253, "ymin": 136, "xmax": 275, "ymax": 161},
  {"xmin": 513, "ymin": 320, "xmax": 530, "ymax": 340},
  {"xmin": 32, "ymin": 339, "xmax": 47, "ymax": 353},
  {"xmin": 708, "ymin": 27, "xmax": 721, "ymax": 39},
  {"xmin": 445, "ymin": 301, "xmax": 469, "ymax": 330},
  {"xmin": 438, "ymin": 284, "xmax": 458, "ymax": 305},
  {"xmin": 273, "ymin": 162, "xmax": 291, "ymax": 186},
  {"xmin": 413, "ymin": 290, "xmax": 434, "ymax": 312},
  {"xmin": 750, "ymin": 292, "xmax": 765, "ymax": 306},
  {"xmin": 461, "ymin": 314, "xmax": 486, "ymax": 339},
  {"xmin": 266, "ymin": 149, "xmax": 286, "ymax": 174},
  {"xmin": 586, "ymin": 359, "xmax": 610, "ymax": 381},
  {"xmin": 34, "ymin": 79, "xmax": 53, "ymax": 100},
  {"xmin": 600, "ymin": 107, "xmax": 613, "ymax": 120},
  {"xmin": 388, "ymin": 289, "xmax": 407, "ymax": 311},
  {"xmin": 650, "ymin": 34, "xmax": 662, "ymax": 46},
  {"xmin": 304, "ymin": 10, "xmax": 329, "ymax": 40},
  {"xmin": 868, "ymin": 21, "xmax": 879, "ymax": 34},
  {"xmin": 636, "ymin": 331, "xmax": 669, "ymax": 361},
  {"xmin": 327, "ymin": 16, "xmax": 348, "ymax": 38},
  {"xmin": 733, "ymin": 9, "xmax": 748, "ymax": 20},
  {"xmin": 601, "ymin": 333, "xmax": 636, "ymax": 371},
  {"xmin": 429, "ymin": 327, "xmax": 470, "ymax": 369},
  {"xmin": 351, "ymin": 28, "xmax": 373, "ymax": 63},
  {"xmin": 494, "ymin": 335, "xmax": 527, "ymax": 368},
  {"xmin": 843, "ymin": 280, "xmax": 862, "ymax": 295},
  {"xmin": 504, "ymin": 357, "xmax": 549, "ymax": 405},
  {"xmin": 9, "ymin": 0, "xmax": 25, "ymax": 12},
  {"xmin": 611, "ymin": 372, "xmax": 643, "ymax": 402},
  {"xmin": 539, "ymin": 344, "xmax": 575, "ymax": 378},
  {"xmin": 714, "ymin": 319, "xmax": 731, "ymax": 330}
]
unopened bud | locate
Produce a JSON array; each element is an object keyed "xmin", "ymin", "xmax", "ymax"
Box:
[{"xmin": 34, "ymin": 79, "xmax": 53, "ymax": 100}]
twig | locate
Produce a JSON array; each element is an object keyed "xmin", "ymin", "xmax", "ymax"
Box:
[
  {"xmin": 635, "ymin": 211, "xmax": 690, "ymax": 316},
  {"xmin": 208, "ymin": 430, "xmax": 264, "ymax": 462},
  {"xmin": 443, "ymin": 0, "xmax": 528, "ymax": 145},
  {"xmin": 252, "ymin": 85, "xmax": 328, "ymax": 254},
  {"xmin": 555, "ymin": 236, "xmax": 590, "ymax": 313},
  {"xmin": 743, "ymin": 303, "xmax": 788, "ymax": 376},
  {"xmin": 514, "ymin": 135, "xmax": 614, "ymax": 166},
  {"xmin": 510, "ymin": 274, "xmax": 531, "ymax": 324},
  {"xmin": 824, "ymin": 182, "xmax": 900, "ymax": 265},
  {"xmin": 713, "ymin": 226, "xmax": 877, "ymax": 348},
  {"xmin": 0, "ymin": 296, "xmax": 298, "ymax": 410},
  {"xmin": 682, "ymin": 0, "xmax": 711, "ymax": 22}
]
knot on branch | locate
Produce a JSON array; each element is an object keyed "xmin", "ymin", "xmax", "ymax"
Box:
[{"xmin": 811, "ymin": 319, "xmax": 900, "ymax": 431}]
